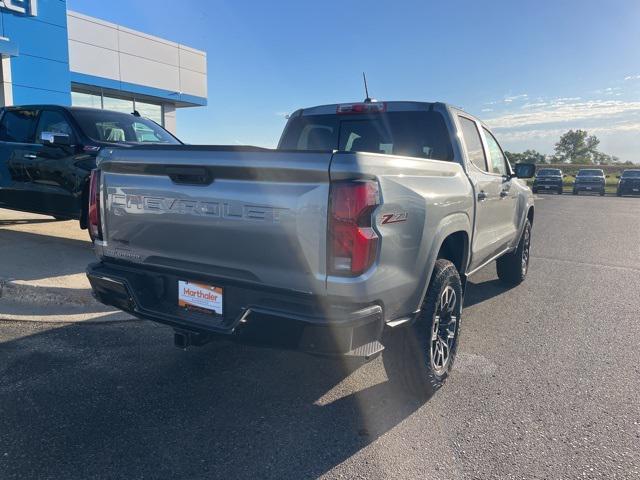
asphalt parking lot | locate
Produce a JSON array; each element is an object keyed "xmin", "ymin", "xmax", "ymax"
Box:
[{"xmin": 1, "ymin": 196, "xmax": 639, "ymax": 480}]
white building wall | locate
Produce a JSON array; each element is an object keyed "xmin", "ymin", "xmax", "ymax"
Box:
[{"xmin": 66, "ymin": 11, "xmax": 207, "ymax": 100}]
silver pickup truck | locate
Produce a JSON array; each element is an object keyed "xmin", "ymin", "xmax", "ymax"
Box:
[{"xmin": 87, "ymin": 101, "xmax": 535, "ymax": 397}]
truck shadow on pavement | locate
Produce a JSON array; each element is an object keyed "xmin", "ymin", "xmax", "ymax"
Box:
[
  {"xmin": 0, "ymin": 320, "xmax": 429, "ymax": 479},
  {"xmin": 464, "ymin": 278, "xmax": 513, "ymax": 308},
  {"xmin": 0, "ymin": 228, "xmax": 93, "ymax": 282},
  {"xmin": 0, "ymin": 217, "xmax": 60, "ymax": 226}
]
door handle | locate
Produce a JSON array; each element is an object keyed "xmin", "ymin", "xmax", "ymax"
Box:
[
  {"xmin": 23, "ymin": 154, "xmax": 37, "ymax": 159},
  {"xmin": 477, "ymin": 191, "xmax": 487, "ymax": 201}
]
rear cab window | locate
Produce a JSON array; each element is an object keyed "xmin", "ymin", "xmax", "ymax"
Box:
[
  {"xmin": 577, "ymin": 169, "xmax": 604, "ymax": 176},
  {"xmin": 537, "ymin": 169, "xmax": 561, "ymax": 176},
  {"xmin": 71, "ymin": 109, "xmax": 180, "ymax": 144},
  {"xmin": 279, "ymin": 109, "xmax": 454, "ymax": 161}
]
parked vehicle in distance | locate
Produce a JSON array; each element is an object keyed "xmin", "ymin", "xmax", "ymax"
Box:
[
  {"xmin": 573, "ymin": 168, "xmax": 606, "ymax": 196},
  {"xmin": 532, "ymin": 168, "xmax": 564, "ymax": 194},
  {"xmin": 616, "ymin": 169, "xmax": 640, "ymax": 196},
  {"xmin": 0, "ymin": 105, "xmax": 180, "ymax": 228},
  {"xmin": 86, "ymin": 101, "xmax": 535, "ymax": 398}
]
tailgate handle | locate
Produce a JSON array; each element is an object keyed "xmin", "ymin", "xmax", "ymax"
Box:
[{"xmin": 166, "ymin": 167, "xmax": 212, "ymax": 185}]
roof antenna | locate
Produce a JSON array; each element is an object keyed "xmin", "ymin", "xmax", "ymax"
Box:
[{"xmin": 363, "ymin": 72, "xmax": 372, "ymax": 103}]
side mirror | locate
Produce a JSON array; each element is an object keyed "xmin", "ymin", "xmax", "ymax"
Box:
[
  {"xmin": 514, "ymin": 163, "xmax": 535, "ymax": 179},
  {"xmin": 41, "ymin": 131, "xmax": 71, "ymax": 146},
  {"xmin": 616, "ymin": 175, "xmax": 620, "ymax": 179}
]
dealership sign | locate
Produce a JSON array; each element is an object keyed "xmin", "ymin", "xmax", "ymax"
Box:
[{"xmin": 0, "ymin": 0, "xmax": 37, "ymax": 16}]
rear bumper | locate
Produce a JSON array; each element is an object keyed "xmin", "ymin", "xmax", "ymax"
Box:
[
  {"xmin": 618, "ymin": 185, "xmax": 640, "ymax": 195},
  {"xmin": 574, "ymin": 184, "xmax": 604, "ymax": 192},
  {"xmin": 87, "ymin": 261, "xmax": 384, "ymax": 356},
  {"xmin": 533, "ymin": 183, "xmax": 562, "ymax": 191}
]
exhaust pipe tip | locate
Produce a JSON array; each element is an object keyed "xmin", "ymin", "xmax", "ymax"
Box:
[
  {"xmin": 174, "ymin": 330, "xmax": 214, "ymax": 349},
  {"xmin": 174, "ymin": 331, "xmax": 189, "ymax": 349}
]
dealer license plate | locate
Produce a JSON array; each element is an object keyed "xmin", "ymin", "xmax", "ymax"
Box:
[{"xmin": 178, "ymin": 281, "xmax": 223, "ymax": 315}]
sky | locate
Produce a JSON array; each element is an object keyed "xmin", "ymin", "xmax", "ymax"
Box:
[{"xmin": 68, "ymin": 0, "xmax": 640, "ymax": 162}]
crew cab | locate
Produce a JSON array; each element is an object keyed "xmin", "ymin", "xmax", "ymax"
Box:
[
  {"xmin": 86, "ymin": 101, "xmax": 535, "ymax": 398},
  {"xmin": 572, "ymin": 168, "xmax": 606, "ymax": 196},
  {"xmin": 532, "ymin": 168, "xmax": 564, "ymax": 194},
  {"xmin": 0, "ymin": 105, "xmax": 180, "ymax": 227},
  {"xmin": 616, "ymin": 169, "xmax": 640, "ymax": 196}
]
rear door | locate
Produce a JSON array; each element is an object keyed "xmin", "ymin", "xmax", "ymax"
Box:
[
  {"xmin": 0, "ymin": 108, "xmax": 41, "ymax": 211},
  {"xmin": 457, "ymin": 115, "xmax": 504, "ymax": 270}
]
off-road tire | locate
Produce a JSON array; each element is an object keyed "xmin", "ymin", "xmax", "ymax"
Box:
[
  {"xmin": 496, "ymin": 219, "xmax": 532, "ymax": 286},
  {"xmin": 383, "ymin": 259, "xmax": 462, "ymax": 400}
]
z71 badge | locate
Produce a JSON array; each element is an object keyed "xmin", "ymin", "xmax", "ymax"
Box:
[{"xmin": 381, "ymin": 212, "xmax": 408, "ymax": 224}]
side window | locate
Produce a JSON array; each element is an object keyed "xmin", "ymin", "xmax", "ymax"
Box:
[
  {"xmin": 458, "ymin": 116, "xmax": 487, "ymax": 171},
  {"xmin": 0, "ymin": 109, "xmax": 39, "ymax": 143},
  {"xmin": 483, "ymin": 128, "xmax": 508, "ymax": 175},
  {"xmin": 35, "ymin": 111, "xmax": 75, "ymax": 144}
]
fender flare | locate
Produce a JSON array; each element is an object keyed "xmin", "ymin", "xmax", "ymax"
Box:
[{"xmin": 414, "ymin": 212, "xmax": 472, "ymax": 313}]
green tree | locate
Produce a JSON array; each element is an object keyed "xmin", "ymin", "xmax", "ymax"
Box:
[
  {"xmin": 505, "ymin": 149, "xmax": 547, "ymax": 164},
  {"xmin": 554, "ymin": 129, "xmax": 600, "ymax": 164},
  {"xmin": 592, "ymin": 152, "xmax": 620, "ymax": 165}
]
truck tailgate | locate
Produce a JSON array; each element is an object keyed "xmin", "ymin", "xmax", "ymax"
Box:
[{"xmin": 97, "ymin": 147, "xmax": 332, "ymax": 294}]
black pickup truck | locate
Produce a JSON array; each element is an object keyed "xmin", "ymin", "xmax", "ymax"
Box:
[{"xmin": 0, "ymin": 105, "xmax": 180, "ymax": 228}]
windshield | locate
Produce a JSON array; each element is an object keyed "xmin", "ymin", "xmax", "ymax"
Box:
[
  {"xmin": 279, "ymin": 111, "xmax": 454, "ymax": 161},
  {"xmin": 72, "ymin": 110, "xmax": 180, "ymax": 144},
  {"xmin": 622, "ymin": 170, "xmax": 640, "ymax": 178},
  {"xmin": 577, "ymin": 169, "xmax": 604, "ymax": 176},
  {"xmin": 537, "ymin": 169, "xmax": 561, "ymax": 176}
]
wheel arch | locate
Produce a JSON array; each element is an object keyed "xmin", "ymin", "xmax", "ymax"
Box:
[{"xmin": 416, "ymin": 213, "xmax": 472, "ymax": 313}]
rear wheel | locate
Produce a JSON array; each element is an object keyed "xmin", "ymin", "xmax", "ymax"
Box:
[
  {"xmin": 557, "ymin": 188, "xmax": 563, "ymax": 195},
  {"xmin": 496, "ymin": 219, "xmax": 531, "ymax": 287},
  {"xmin": 573, "ymin": 189, "xmax": 578, "ymax": 195},
  {"xmin": 599, "ymin": 189, "xmax": 605, "ymax": 196},
  {"xmin": 383, "ymin": 259, "xmax": 462, "ymax": 400}
]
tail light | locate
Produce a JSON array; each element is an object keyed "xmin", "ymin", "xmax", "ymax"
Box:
[
  {"xmin": 329, "ymin": 180, "xmax": 380, "ymax": 276},
  {"xmin": 88, "ymin": 169, "xmax": 102, "ymax": 241}
]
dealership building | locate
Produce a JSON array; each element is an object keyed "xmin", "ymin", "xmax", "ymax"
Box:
[{"xmin": 0, "ymin": 0, "xmax": 208, "ymax": 133}]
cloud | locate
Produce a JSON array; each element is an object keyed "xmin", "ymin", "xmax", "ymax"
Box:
[
  {"xmin": 481, "ymin": 108, "xmax": 493, "ymax": 112},
  {"xmin": 495, "ymin": 121, "xmax": 640, "ymax": 142},
  {"xmin": 503, "ymin": 94, "xmax": 528, "ymax": 103},
  {"xmin": 624, "ymin": 75, "xmax": 640, "ymax": 81},
  {"xmin": 484, "ymin": 93, "xmax": 529, "ymax": 106},
  {"xmin": 485, "ymin": 99, "xmax": 640, "ymax": 129}
]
